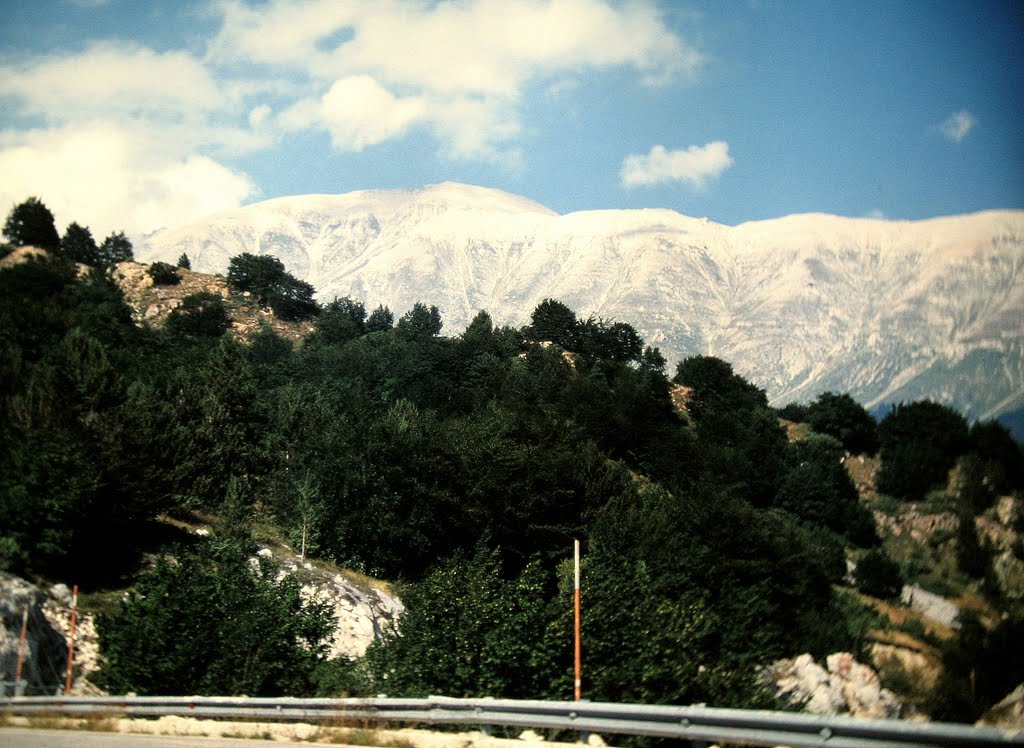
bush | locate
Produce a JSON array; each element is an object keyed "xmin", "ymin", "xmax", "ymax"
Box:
[
  {"xmin": 165, "ymin": 292, "xmax": 231, "ymax": 337},
  {"xmin": 97, "ymin": 539, "xmax": 334, "ymax": 696},
  {"xmin": 855, "ymin": 548, "xmax": 903, "ymax": 599},
  {"xmin": 148, "ymin": 261, "xmax": 180, "ymax": 286},
  {"xmin": 806, "ymin": 391, "xmax": 879, "ymax": 455}
]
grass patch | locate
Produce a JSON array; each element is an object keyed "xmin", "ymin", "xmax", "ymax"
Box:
[
  {"xmin": 24, "ymin": 714, "xmax": 118, "ymax": 732},
  {"xmin": 871, "ymin": 494, "xmax": 903, "ymax": 516}
]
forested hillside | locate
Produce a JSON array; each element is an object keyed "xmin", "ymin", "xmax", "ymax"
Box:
[{"xmin": 2, "ymin": 199, "xmax": 1022, "ymax": 725}]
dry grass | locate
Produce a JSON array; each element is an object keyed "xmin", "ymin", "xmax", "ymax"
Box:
[
  {"xmin": 23, "ymin": 714, "xmax": 118, "ymax": 732},
  {"xmin": 860, "ymin": 594, "xmax": 955, "ymax": 641}
]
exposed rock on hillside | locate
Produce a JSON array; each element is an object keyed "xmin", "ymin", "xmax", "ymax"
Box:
[
  {"xmin": 901, "ymin": 585, "xmax": 961, "ymax": 628},
  {"xmin": 766, "ymin": 652, "xmax": 902, "ymax": 719},
  {"xmin": 978, "ymin": 683, "xmax": 1024, "ymax": 729},
  {"xmin": 254, "ymin": 546, "xmax": 403, "ymax": 660},
  {"xmin": 0, "ymin": 569, "xmax": 80, "ymax": 692},
  {"xmin": 873, "ymin": 506, "xmax": 959, "ymax": 544},
  {"xmin": 109, "ymin": 261, "xmax": 314, "ymax": 342},
  {"xmin": 977, "ymin": 495, "xmax": 1024, "ymax": 601}
]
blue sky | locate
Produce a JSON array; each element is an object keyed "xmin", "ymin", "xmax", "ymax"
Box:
[{"xmin": 1, "ymin": 0, "xmax": 1021, "ymax": 237}]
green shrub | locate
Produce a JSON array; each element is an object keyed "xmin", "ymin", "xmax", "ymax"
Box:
[{"xmin": 148, "ymin": 261, "xmax": 180, "ymax": 286}]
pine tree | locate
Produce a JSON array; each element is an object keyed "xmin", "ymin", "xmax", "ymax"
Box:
[
  {"xmin": 98, "ymin": 231, "xmax": 134, "ymax": 267},
  {"xmin": 61, "ymin": 222, "xmax": 100, "ymax": 265},
  {"xmin": 176, "ymin": 253, "xmax": 191, "ymax": 269},
  {"xmin": 3, "ymin": 197, "xmax": 61, "ymax": 251}
]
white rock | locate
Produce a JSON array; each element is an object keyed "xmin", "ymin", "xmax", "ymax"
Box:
[{"xmin": 901, "ymin": 585, "xmax": 960, "ymax": 628}]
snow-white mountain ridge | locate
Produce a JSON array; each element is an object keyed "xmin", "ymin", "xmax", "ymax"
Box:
[{"xmin": 138, "ymin": 182, "xmax": 1024, "ymax": 420}]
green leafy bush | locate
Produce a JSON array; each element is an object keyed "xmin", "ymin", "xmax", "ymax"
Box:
[{"xmin": 97, "ymin": 539, "xmax": 334, "ymax": 696}]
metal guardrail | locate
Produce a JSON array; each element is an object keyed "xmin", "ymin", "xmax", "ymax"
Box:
[{"xmin": 2, "ymin": 695, "xmax": 1022, "ymax": 747}]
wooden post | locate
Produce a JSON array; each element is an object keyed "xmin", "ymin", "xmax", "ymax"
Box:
[
  {"xmin": 574, "ymin": 539, "xmax": 581, "ymax": 702},
  {"xmin": 64, "ymin": 585, "xmax": 78, "ymax": 695},
  {"xmin": 14, "ymin": 605, "xmax": 28, "ymax": 695}
]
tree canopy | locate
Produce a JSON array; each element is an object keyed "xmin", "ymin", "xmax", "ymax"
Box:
[{"xmin": 4, "ymin": 197, "xmax": 60, "ymax": 251}]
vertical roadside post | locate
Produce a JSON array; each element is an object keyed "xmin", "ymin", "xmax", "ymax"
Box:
[
  {"xmin": 574, "ymin": 539, "xmax": 582, "ymax": 702},
  {"xmin": 64, "ymin": 584, "xmax": 78, "ymax": 695},
  {"xmin": 14, "ymin": 604, "xmax": 28, "ymax": 696}
]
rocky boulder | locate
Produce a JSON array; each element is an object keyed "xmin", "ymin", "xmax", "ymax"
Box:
[
  {"xmin": 901, "ymin": 585, "xmax": 961, "ymax": 628},
  {"xmin": 766, "ymin": 652, "xmax": 902, "ymax": 719},
  {"xmin": 0, "ymin": 572, "xmax": 68, "ymax": 695}
]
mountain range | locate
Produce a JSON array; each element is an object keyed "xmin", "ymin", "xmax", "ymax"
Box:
[{"xmin": 137, "ymin": 182, "xmax": 1024, "ymax": 424}]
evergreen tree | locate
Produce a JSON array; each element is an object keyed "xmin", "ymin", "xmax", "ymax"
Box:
[
  {"xmin": 397, "ymin": 302, "xmax": 443, "ymax": 340},
  {"xmin": 855, "ymin": 548, "xmax": 903, "ymax": 599},
  {"xmin": 877, "ymin": 401, "xmax": 969, "ymax": 500},
  {"xmin": 3, "ymin": 197, "xmax": 60, "ymax": 251},
  {"xmin": 367, "ymin": 546, "xmax": 562, "ymax": 699},
  {"xmin": 148, "ymin": 261, "xmax": 180, "ymax": 286},
  {"xmin": 61, "ymin": 222, "xmax": 99, "ymax": 266},
  {"xmin": 525, "ymin": 298, "xmax": 577, "ymax": 347},
  {"xmin": 98, "ymin": 231, "xmax": 134, "ymax": 267},
  {"xmin": 176, "ymin": 253, "xmax": 192, "ymax": 269},
  {"xmin": 365, "ymin": 304, "xmax": 395, "ymax": 333},
  {"xmin": 806, "ymin": 391, "xmax": 879, "ymax": 455},
  {"xmin": 314, "ymin": 297, "xmax": 367, "ymax": 345}
]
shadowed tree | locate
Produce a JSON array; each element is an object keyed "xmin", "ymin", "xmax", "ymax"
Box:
[
  {"xmin": 98, "ymin": 231, "xmax": 134, "ymax": 267},
  {"xmin": 4, "ymin": 197, "xmax": 60, "ymax": 251},
  {"xmin": 61, "ymin": 222, "xmax": 99, "ymax": 266}
]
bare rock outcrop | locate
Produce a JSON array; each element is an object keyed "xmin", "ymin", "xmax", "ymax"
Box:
[
  {"xmin": 0, "ymin": 572, "xmax": 68, "ymax": 695},
  {"xmin": 255, "ymin": 547, "xmax": 403, "ymax": 660},
  {"xmin": 901, "ymin": 584, "xmax": 960, "ymax": 629},
  {"xmin": 978, "ymin": 683, "xmax": 1024, "ymax": 729},
  {"xmin": 872, "ymin": 506, "xmax": 959, "ymax": 544},
  {"xmin": 766, "ymin": 652, "xmax": 902, "ymax": 719}
]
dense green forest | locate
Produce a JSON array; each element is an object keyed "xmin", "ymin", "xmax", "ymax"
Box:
[{"xmin": 2, "ymin": 198, "xmax": 1022, "ymax": 723}]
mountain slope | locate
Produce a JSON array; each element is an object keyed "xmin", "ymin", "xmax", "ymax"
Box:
[{"xmin": 138, "ymin": 183, "xmax": 1024, "ymax": 420}]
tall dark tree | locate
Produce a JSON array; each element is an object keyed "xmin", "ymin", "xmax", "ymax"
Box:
[
  {"xmin": 165, "ymin": 292, "xmax": 232, "ymax": 338},
  {"xmin": 3, "ymin": 197, "xmax": 60, "ymax": 251},
  {"xmin": 313, "ymin": 297, "xmax": 366, "ymax": 344},
  {"xmin": 806, "ymin": 391, "xmax": 879, "ymax": 455},
  {"xmin": 365, "ymin": 304, "xmax": 394, "ymax": 333},
  {"xmin": 61, "ymin": 222, "xmax": 99, "ymax": 266},
  {"xmin": 268, "ymin": 276, "xmax": 319, "ymax": 321},
  {"xmin": 176, "ymin": 253, "xmax": 192, "ymax": 269},
  {"xmin": 969, "ymin": 420, "xmax": 1024, "ymax": 492},
  {"xmin": 397, "ymin": 302, "xmax": 443, "ymax": 340},
  {"xmin": 98, "ymin": 231, "xmax": 134, "ymax": 267},
  {"xmin": 227, "ymin": 253, "xmax": 287, "ymax": 303},
  {"xmin": 525, "ymin": 298, "xmax": 577, "ymax": 347},
  {"xmin": 877, "ymin": 401, "xmax": 969, "ymax": 500}
]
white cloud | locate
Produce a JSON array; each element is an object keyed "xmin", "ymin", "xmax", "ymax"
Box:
[
  {"xmin": 940, "ymin": 110, "xmax": 977, "ymax": 142},
  {"xmin": 0, "ymin": 41, "xmax": 222, "ymax": 122},
  {"xmin": 0, "ymin": 123, "xmax": 255, "ymax": 237},
  {"xmin": 212, "ymin": 0, "xmax": 698, "ymax": 92},
  {"xmin": 211, "ymin": 0, "xmax": 701, "ymax": 158},
  {"xmin": 864, "ymin": 208, "xmax": 887, "ymax": 219},
  {"xmin": 620, "ymin": 142, "xmax": 734, "ymax": 189},
  {"xmin": 280, "ymin": 75, "xmax": 425, "ymax": 152}
]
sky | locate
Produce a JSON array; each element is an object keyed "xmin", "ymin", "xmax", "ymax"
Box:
[{"xmin": 0, "ymin": 0, "xmax": 1021, "ymax": 239}]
